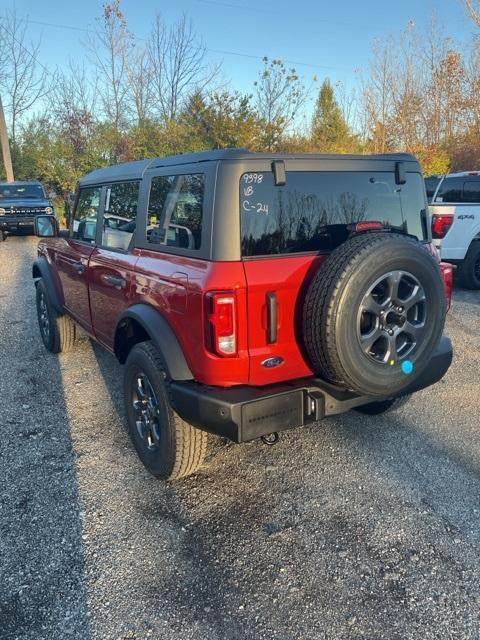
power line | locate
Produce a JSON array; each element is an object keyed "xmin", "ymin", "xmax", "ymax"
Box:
[
  {"xmin": 26, "ymin": 17, "xmax": 352, "ymax": 73},
  {"xmin": 206, "ymin": 47, "xmax": 349, "ymax": 72},
  {"xmin": 195, "ymin": 0, "xmax": 389, "ymax": 32},
  {"xmin": 28, "ymin": 19, "xmax": 93, "ymax": 34},
  {"xmin": 0, "ymin": 19, "xmax": 51, "ymax": 77},
  {"xmin": 196, "ymin": 0, "xmax": 260, "ymax": 9}
]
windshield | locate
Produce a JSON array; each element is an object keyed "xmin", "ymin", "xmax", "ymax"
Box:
[
  {"xmin": 240, "ymin": 171, "xmax": 427, "ymax": 257},
  {"xmin": 424, "ymin": 176, "xmax": 442, "ymax": 203},
  {"xmin": 0, "ymin": 184, "xmax": 45, "ymax": 199}
]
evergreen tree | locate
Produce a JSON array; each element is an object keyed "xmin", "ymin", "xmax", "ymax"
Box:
[{"xmin": 311, "ymin": 79, "xmax": 351, "ymax": 152}]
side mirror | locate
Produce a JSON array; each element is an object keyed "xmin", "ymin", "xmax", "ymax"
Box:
[
  {"xmin": 35, "ymin": 215, "xmax": 58, "ymax": 238},
  {"xmin": 48, "ymin": 191, "xmax": 57, "ymax": 200}
]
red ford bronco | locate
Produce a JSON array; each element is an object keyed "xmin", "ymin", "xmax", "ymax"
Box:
[{"xmin": 33, "ymin": 150, "xmax": 453, "ymax": 480}]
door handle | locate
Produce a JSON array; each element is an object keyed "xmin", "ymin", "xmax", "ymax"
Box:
[
  {"xmin": 73, "ymin": 261, "xmax": 86, "ymax": 275},
  {"xmin": 103, "ymin": 274, "xmax": 126, "ymax": 290},
  {"xmin": 266, "ymin": 292, "xmax": 278, "ymax": 344}
]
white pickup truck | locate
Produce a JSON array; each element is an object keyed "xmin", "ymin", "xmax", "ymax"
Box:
[{"xmin": 426, "ymin": 171, "xmax": 480, "ymax": 289}]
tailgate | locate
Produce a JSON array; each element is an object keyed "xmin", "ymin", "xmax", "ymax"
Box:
[{"xmin": 242, "ymin": 255, "xmax": 327, "ymax": 385}]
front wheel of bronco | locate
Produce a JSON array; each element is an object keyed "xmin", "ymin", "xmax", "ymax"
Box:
[
  {"xmin": 36, "ymin": 279, "xmax": 76, "ymax": 353},
  {"xmin": 124, "ymin": 341, "xmax": 208, "ymax": 480}
]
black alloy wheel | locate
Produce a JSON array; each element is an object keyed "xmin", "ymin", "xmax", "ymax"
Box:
[
  {"xmin": 357, "ymin": 270, "xmax": 426, "ymax": 365},
  {"xmin": 132, "ymin": 372, "xmax": 162, "ymax": 451},
  {"xmin": 38, "ymin": 288, "xmax": 51, "ymax": 344}
]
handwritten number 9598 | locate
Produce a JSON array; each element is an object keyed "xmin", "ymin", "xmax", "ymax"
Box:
[{"xmin": 243, "ymin": 173, "xmax": 264, "ymax": 184}]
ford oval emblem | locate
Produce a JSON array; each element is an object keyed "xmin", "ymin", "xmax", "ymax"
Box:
[{"xmin": 261, "ymin": 356, "xmax": 284, "ymax": 368}]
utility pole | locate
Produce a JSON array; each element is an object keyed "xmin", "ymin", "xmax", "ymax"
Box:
[{"xmin": 0, "ymin": 95, "xmax": 14, "ymax": 183}]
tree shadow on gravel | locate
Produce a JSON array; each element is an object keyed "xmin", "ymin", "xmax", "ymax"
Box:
[
  {"xmin": 90, "ymin": 332, "xmax": 480, "ymax": 639},
  {"xmin": 0, "ymin": 237, "xmax": 90, "ymax": 640}
]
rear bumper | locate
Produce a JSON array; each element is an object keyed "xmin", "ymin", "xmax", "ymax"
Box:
[
  {"xmin": 170, "ymin": 336, "xmax": 453, "ymax": 443},
  {"xmin": 0, "ymin": 217, "xmax": 35, "ymax": 231}
]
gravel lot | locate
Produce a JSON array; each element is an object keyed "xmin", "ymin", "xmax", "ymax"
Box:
[{"xmin": 1, "ymin": 235, "xmax": 480, "ymax": 640}]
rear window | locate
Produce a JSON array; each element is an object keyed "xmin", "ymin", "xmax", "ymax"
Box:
[
  {"xmin": 241, "ymin": 171, "xmax": 427, "ymax": 257},
  {"xmin": 435, "ymin": 177, "xmax": 480, "ymax": 204}
]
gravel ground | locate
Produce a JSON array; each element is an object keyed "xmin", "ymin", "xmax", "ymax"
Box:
[{"xmin": 1, "ymin": 235, "xmax": 480, "ymax": 640}]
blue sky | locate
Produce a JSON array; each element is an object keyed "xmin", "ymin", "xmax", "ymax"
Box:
[{"xmin": 4, "ymin": 0, "xmax": 477, "ymax": 108}]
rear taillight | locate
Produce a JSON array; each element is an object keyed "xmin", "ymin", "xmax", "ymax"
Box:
[
  {"xmin": 440, "ymin": 262, "xmax": 453, "ymax": 312},
  {"xmin": 432, "ymin": 214, "xmax": 453, "ymax": 239},
  {"xmin": 205, "ymin": 292, "xmax": 237, "ymax": 356}
]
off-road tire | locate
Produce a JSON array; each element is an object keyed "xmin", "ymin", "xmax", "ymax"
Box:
[
  {"xmin": 124, "ymin": 341, "xmax": 208, "ymax": 481},
  {"xmin": 354, "ymin": 394, "xmax": 412, "ymax": 415},
  {"xmin": 457, "ymin": 241, "xmax": 480, "ymax": 290},
  {"xmin": 36, "ymin": 279, "xmax": 76, "ymax": 353},
  {"xmin": 303, "ymin": 232, "xmax": 446, "ymax": 397}
]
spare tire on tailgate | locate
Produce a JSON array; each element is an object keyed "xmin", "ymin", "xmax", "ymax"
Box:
[{"xmin": 303, "ymin": 232, "xmax": 446, "ymax": 397}]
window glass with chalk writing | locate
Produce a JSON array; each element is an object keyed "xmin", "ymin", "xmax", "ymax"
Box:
[{"xmin": 240, "ymin": 171, "xmax": 427, "ymax": 256}]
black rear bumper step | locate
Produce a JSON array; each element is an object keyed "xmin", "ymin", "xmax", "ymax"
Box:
[{"xmin": 169, "ymin": 336, "xmax": 453, "ymax": 443}]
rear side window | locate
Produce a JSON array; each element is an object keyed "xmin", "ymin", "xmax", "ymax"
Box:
[
  {"xmin": 463, "ymin": 180, "xmax": 480, "ymax": 202},
  {"xmin": 102, "ymin": 181, "xmax": 139, "ymax": 250},
  {"xmin": 240, "ymin": 171, "xmax": 427, "ymax": 257},
  {"xmin": 147, "ymin": 174, "xmax": 204, "ymax": 250},
  {"xmin": 72, "ymin": 187, "xmax": 101, "ymax": 242},
  {"xmin": 435, "ymin": 177, "xmax": 480, "ymax": 203},
  {"xmin": 424, "ymin": 176, "xmax": 441, "ymax": 203}
]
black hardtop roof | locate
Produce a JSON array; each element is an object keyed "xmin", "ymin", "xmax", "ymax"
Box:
[{"xmin": 79, "ymin": 148, "xmax": 419, "ymax": 186}]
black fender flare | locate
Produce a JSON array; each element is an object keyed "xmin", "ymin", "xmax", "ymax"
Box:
[
  {"xmin": 32, "ymin": 257, "xmax": 64, "ymax": 315},
  {"xmin": 115, "ymin": 304, "xmax": 194, "ymax": 381}
]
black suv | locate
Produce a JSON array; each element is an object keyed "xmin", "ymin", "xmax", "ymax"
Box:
[{"xmin": 0, "ymin": 181, "xmax": 55, "ymax": 235}]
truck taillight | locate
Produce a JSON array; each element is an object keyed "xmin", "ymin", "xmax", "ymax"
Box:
[
  {"xmin": 440, "ymin": 262, "xmax": 453, "ymax": 311},
  {"xmin": 205, "ymin": 292, "xmax": 237, "ymax": 356},
  {"xmin": 432, "ymin": 213, "xmax": 453, "ymax": 239}
]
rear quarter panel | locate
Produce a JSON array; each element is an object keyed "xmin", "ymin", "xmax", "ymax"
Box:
[{"xmin": 132, "ymin": 249, "xmax": 249, "ymax": 387}]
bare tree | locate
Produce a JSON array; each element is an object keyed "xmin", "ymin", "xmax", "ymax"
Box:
[
  {"xmin": 148, "ymin": 13, "xmax": 220, "ymax": 122},
  {"xmin": 388, "ymin": 25, "xmax": 424, "ymax": 151},
  {"xmin": 50, "ymin": 61, "xmax": 97, "ymax": 125},
  {"xmin": 363, "ymin": 39, "xmax": 395, "ymax": 153},
  {"xmin": 0, "ymin": 10, "xmax": 48, "ymax": 161},
  {"xmin": 49, "ymin": 62, "xmax": 98, "ymax": 157},
  {"xmin": 85, "ymin": 1, "xmax": 132, "ymax": 134},
  {"xmin": 466, "ymin": 39, "xmax": 480, "ymax": 131},
  {"xmin": 125, "ymin": 45, "xmax": 153, "ymax": 126},
  {"xmin": 463, "ymin": 0, "xmax": 480, "ymax": 26},
  {"xmin": 255, "ymin": 58, "xmax": 308, "ymax": 127},
  {"xmin": 419, "ymin": 16, "xmax": 447, "ymax": 148},
  {"xmin": 335, "ymin": 80, "xmax": 359, "ymax": 132}
]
